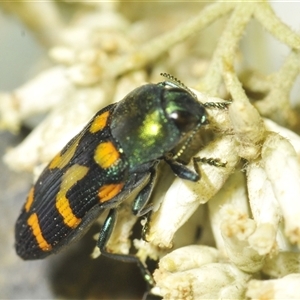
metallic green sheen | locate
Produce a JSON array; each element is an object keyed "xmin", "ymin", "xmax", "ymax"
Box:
[{"xmin": 111, "ymin": 84, "xmax": 180, "ymax": 167}]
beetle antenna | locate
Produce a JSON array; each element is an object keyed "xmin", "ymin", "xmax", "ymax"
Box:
[{"xmin": 160, "ymin": 73, "xmax": 198, "ymax": 100}]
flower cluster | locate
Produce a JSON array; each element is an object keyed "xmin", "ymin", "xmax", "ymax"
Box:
[{"xmin": 1, "ymin": 1, "xmax": 300, "ymax": 299}]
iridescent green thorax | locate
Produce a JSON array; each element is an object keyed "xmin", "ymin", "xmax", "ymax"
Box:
[{"xmin": 111, "ymin": 84, "xmax": 180, "ymax": 167}]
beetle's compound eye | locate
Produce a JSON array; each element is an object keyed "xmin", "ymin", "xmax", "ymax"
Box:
[
  {"xmin": 162, "ymin": 87, "xmax": 207, "ymax": 134},
  {"xmin": 169, "ymin": 110, "xmax": 199, "ymax": 133}
]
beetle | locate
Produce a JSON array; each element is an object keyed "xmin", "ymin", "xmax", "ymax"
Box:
[{"xmin": 15, "ymin": 73, "xmax": 228, "ymax": 284}]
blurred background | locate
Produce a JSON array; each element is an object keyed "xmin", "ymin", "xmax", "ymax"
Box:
[{"xmin": 0, "ymin": 2, "xmax": 299, "ymax": 299}]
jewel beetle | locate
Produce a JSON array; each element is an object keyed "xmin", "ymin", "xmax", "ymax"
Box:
[{"xmin": 15, "ymin": 73, "xmax": 227, "ymax": 283}]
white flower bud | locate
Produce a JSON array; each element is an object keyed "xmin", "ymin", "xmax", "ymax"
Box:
[
  {"xmin": 155, "ymin": 251, "xmax": 250, "ymax": 300},
  {"xmin": 262, "ymin": 132, "xmax": 300, "ymax": 246},
  {"xmin": 247, "ymin": 274, "xmax": 300, "ymax": 299}
]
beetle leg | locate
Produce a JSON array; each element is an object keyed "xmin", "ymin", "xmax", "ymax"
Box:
[
  {"xmin": 132, "ymin": 165, "xmax": 159, "ymax": 217},
  {"xmin": 97, "ymin": 208, "xmax": 154, "ymax": 287},
  {"xmin": 164, "ymin": 156, "xmax": 200, "ymax": 182},
  {"xmin": 165, "ymin": 155, "xmax": 227, "ymax": 183}
]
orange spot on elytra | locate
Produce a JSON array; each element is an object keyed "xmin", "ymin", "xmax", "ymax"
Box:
[
  {"xmin": 49, "ymin": 152, "xmax": 62, "ymax": 169},
  {"xmin": 56, "ymin": 194, "xmax": 81, "ymax": 228},
  {"xmin": 98, "ymin": 183, "xmax": 124, "ymax": 202},
  {"xmin": 90, "ymin": 111, "xmax": 110, "ymax": 133},
  {"xmin": 55, "ymin": 164, "xmax": 88, "ymax": 228},
  {"xmin": 25, "ymin": 187, "xmax": 34, "ymax": 212},
  {"xmin": 27, "ymin": 213, "xmax": 52, "ymax": 252},
  {"xmin": 94, "ymin": 142, "xmax": 120, "ymax": 169},
  {"xmin": 49, "ymin": 134, "xmax": 82, "ymax": 170}
]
